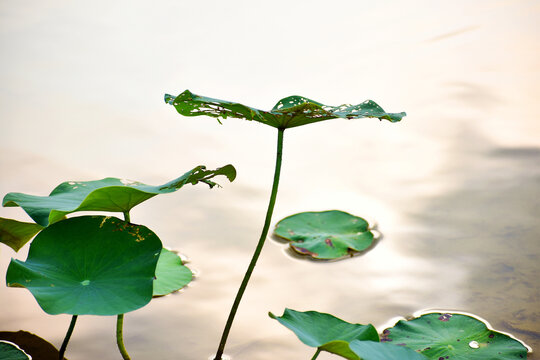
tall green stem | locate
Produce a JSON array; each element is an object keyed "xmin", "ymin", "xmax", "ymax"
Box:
[
  {"xmin": 58, "ymin": 315, "xmax": 77, "ymax": 360},
  {"xmin": 214, "ymin": 128, "xmax": 285, "ymax": 360},
  {"xmin": 310, "ymin": 348, "xmax": 322, "ymax": 360},
  {"xmin": 116, "ymin": 211, "xmax": 131, "ymax": 360},
  {"xmin": 116, "ymin": 314, "xmax": 131, "ymax": 360}
]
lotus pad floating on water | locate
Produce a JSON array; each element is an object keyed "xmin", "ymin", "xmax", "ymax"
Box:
[
  {"xmin": 165, "ymin": 90, "xmax": 405, "ymax": 129},
  {"xmin": 6, "ymin": 216, "xmax": 162, "ymax": 315},
  {"xmin": 2, "ymin": 165, "xmax": 236, "ymax": 227},
  {"xmin": 273, "ymin": 210, "xmax": 375, "ymax": 259},
  {"xmin": 0, "ymin": 341, "xmax": 31, "ymax": 360},
  {"xmin": 269, "ymin": 308, "xmax": 379, "ymax": 359},
  {"xmin": 382, "ymin": 313, "xmax": 529, "ymax": 359},
  {"xmin": 153, "ymin": 248, "xmax": 193, "ymax": 297}
]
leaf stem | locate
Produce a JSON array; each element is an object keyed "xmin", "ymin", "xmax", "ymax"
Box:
[
  {"xmin": 213, "ymin": 128, "xmax": 285, "ymax": 360},
  {"xmin": 116, "ymin": 314, "xmax": 131, "ymax": 360},
  {"xmin": 116, "ymin": 211, "xmax": 131, "ymax": 360},
  {"xmin": 310, "ymin": 348, "xmax": 322, "ymax": 360},
  {"xmin": 58, "ymin": 315, "xmax": 77, "ymax": 360}
]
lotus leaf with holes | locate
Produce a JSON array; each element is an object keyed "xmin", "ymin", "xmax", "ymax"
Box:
[
  {"xmin": 2, "ymin": 165, "xmax": 236, "ymax": 227},
  {"xmin": 6, "ymin": 216, "xmax": 162, "ymax": 315},
  {"xmin": 165, "ymin": 90, "xmax": 405, "ymax": 129}
]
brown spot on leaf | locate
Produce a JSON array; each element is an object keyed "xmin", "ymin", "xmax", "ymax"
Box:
[
  {"xmin": 288, "ymin": 230, "xmax": 295, "ymax": 236},
  {"xmin": 439, "ymin": 313, "xmax": 452, "ymax": 321},
  {"xmin": 325, "ymin": 238, "xmax": 334, "ymax": 248},
  {"xmin": 292, "ymin": 246, "xmax": 318, "ymax": 257}
]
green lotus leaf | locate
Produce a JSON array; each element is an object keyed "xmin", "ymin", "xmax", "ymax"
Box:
[
  {"xmin": 165, "ymin": 90, "xmax": 405, "ymax": 129},
  {"xmin": 382, "ymin": 313, "xmax": 529, "ymax": 359},
  {"xmin": 0, "ymin": 330, "xmax": 64, "ymax": 360},
  {"xmin": 0, "ymin": 217, "xmax": 43, "ymax": 252},
  {"xmin": 6, "ymin": 216, "xmax": 162, "ymax": 315},
  {"xmin": 0, "ymin": 341, "xmax": 31, "ymax": 360},
  {"xmin": 269, "ymin": 308, "xmax": 379, "ymax": 359},
  {"xmin": 349, "ymin": 340, "xmax": 428, "ymax": 360},
  {"xmin": 273, "ymin": 210, "xmax": 375, "ymax": 259},
  {"xmin": 153, "ymin": 248, "xmax": 193, "ymax": 297},
  {"xmin": 2, "ymin": 164, "xmax": 236, "ymax": 227}
]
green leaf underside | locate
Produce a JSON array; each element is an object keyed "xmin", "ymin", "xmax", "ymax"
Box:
[
  {"xmin": 153, "ymin": 248, "xmax": 193, "ymax": 296},
  {"xmin": 0, "ymin": 217, "xmax": 43, "ymax": 252},
  {"xmin": 349, "ymin": 340, "xmax": 428, "ymax": 360},
  {"xmin": 269, "ymin": 309, "xmax": 379, "ymax": 360},
  {"xmin": 274, "ymin": 210, "xmax": 374, "ymax": 259},
  {"xmin": 6, "ymin": 216, "xmax": 162, "ymax": 315},
  {"xmin": 383, "ymin": 313, "xmax": 528, "ymax": 359},
  {"xmin": 0, "ymin": 341, "xmax": 31, "ymax": 360},
  {"xmin": 165, "ymin": 90, "xmax": 405, "ymax": 129},
  {"xmin": 2, "ymin": 165, "xmax": 236, "ymax": 227}
]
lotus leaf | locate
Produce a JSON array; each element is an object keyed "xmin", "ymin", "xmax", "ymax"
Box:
[
  {"xmin": 6, "ymin": 216, "xmax": 162, "ymax": 315},
  {"xmin": 0, "ymin": 331, "xmax": 63, "ymax": 360},
  {"xmin": 349, "ymin": 340, "xmax": 428, "ymax": 360},
  {"xmin": 269, "ymin": 308, "xmax": 378, "ymax": 360},
  {"xmin": 0, "ymin": 217, "xmax": 43, "ymax": 252},
  {"xmin": 0, "ymin": 341, "xmax": 31, "ymax": 360},
  {"xmin": 382, "ymin": 313, "xmax": 528, "ymax": 359},
  {"xmin": 165, "ymin": 90, "xmax": 405, "ymax": 129},
  {"xmin": 2, "ymin": 165, "xmax": 236, "ymax": 227},
  {"xmin": 273, "ymin": 210, "xmax": 375, "ymax": 259},
  {"xmin": 153, "ymin": 248, "xmax": 193, "ymax": 296}
]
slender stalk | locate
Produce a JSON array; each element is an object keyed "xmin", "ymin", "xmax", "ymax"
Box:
[
  {"xmin": 116, "ymin": 314, "xmax": 131, "ymax": 360},
  {"xmin": 310, "ymin": 348, "xmax": 322, "ymax": 360},
  {"xmin": 214, "ymin": 128, "xmax": 285, "ymax": 360},
  {"xmin": 116, "ymin": 211, "xmax": 131, "ymax": 360},
  {"xmin": 58, "ymin": 315, "xmax": 78, "ymax": 360}
]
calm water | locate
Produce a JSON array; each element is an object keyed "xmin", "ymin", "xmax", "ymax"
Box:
[{"xmin": 1, "ymin": 1, "xmax": 539, "ymax": 359}]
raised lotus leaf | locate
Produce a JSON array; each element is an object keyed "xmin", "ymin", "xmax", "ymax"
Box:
[
  {"xmin": 349, "ymin": 340, "xmax": 428, "ymax": 360},
  {"xmin": 6, "ymin": 216, "xmax": 162, "ymax": 315},
  {"xmin": 153, "ymin": 248, "xmax": 193, "ymax": 297},
  {"xmin": 2, "ymin": 165, "xmax": 236, "ymax": 227},
  {"xmin": 382, "ymin": 312, "xmax": 529, "ymax": 359},
  {"xmin": 165, "ymin": 90, "xmax": 405, "ymax": 129},
  {"xmin": 0, "ymin": 341, "xmax": 31, "ymax": 360},
  {"xmin": 269, "ymin": 308, "xmax": 379, "ymax": 360},
  {"xmin": 273, "ymin": 210, "xmax": 375, "ymax": 259},
  {"xmin": 0, "ymin": 217, "xmax": 43, "ymax": 252}
]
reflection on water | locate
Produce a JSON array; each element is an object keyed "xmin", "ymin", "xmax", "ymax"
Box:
[{"xmin": 1, "ymin": 0, "xmax": 539, "ymax": 359}]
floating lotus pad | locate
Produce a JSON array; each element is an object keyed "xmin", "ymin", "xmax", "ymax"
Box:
[
  {"xmin": 269, "ymin": 309, "xmax": 379, "ymax": 360},
  {"xmin": 0, "ymin": 341, "xmax": 31, "ymax": 360},
  {"xmin": 0, "ymin": 331, "xmax": 63, "ymax": 360},
  {"xmin": 349, "ymin": 340, "xmax": 428, "ymax": 360},
  {"xmin": 6, "ymin": 216, "xmax": 162, "ymax": 315},
  {"xmin": 273, "ymin": 210, "xmax": 375, "ymax": 259},
  {"xmin": 0, "ymin": 217, "xmax": 43, "ymax": 252},
  {"xmin": 153, "ymin": 248, "xmax": 193, "ymax": 297},
  {"xmin": 165, "ymin": 90, "xmax": 405, "ymax": 129},
  {"xmin": 382, "ymin": 313, "xmax": 529, "ymax": 359},
  {"xmin": 2, "ymin": 165, "xmax": 236, "ymax": 227}
]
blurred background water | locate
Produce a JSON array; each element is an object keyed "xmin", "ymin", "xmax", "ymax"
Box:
[{"xmin": 1, "ymin": 1, "xmax": 539, "ymax": 359}]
